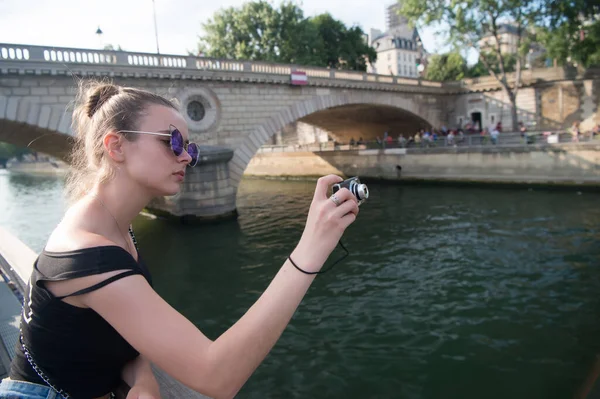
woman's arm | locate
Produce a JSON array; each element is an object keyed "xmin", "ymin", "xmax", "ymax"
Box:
[
  {"xmin": 121, "ymin": 355, "xmax": 161, "ymax": 399},
  {"xmin": 82, "ymin": 175, "xmax": 359, "ymax": 399}
]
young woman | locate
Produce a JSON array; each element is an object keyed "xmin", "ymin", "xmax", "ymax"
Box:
[{"xmin": 0, "ymin": 81, "xmax": 359, "ymax": 399}]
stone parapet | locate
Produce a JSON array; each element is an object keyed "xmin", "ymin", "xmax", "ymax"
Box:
[{"xmin": 0, "ymin": 43, "xmax": 445, "ymax": 94}]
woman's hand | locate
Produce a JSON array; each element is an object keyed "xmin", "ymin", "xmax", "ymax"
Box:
[
  {"xmin": 291, "ymin": 175, "xmax": 359, "ymax": 272},
  {"xmin": 125, "ymin": 384, "xmax": 161, "ymax": 399},
  {"xmin": 121, "ymin": 356, "xmax": 161, "ymax": 399}
]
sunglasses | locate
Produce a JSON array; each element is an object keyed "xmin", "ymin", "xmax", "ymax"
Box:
[{"xmin": 118, "ymin": 125, "xmax": 199, "ymax": 167}]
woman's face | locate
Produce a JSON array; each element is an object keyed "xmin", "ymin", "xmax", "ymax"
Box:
[{"xmin": 122, "ymin": 104, "xmax": 193, "ymax": 197}]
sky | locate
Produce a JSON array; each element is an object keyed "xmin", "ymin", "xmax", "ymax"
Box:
[{"xmin": 0, "ymin": 0, "xmax": 450, "ymax": 58}]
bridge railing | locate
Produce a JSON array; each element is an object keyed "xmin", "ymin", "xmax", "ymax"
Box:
[
  {"xmin": 0, "ymin": 42, "xmax": 444, "ymax": 88},
  {"xmin": 257, "ymin": 131, "xmax": 599, "ymax": 153}
]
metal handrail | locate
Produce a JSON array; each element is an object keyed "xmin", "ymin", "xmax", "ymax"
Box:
[{"xmin": 258, "ymin": 131, "xmax": 599, "ymax": 153}]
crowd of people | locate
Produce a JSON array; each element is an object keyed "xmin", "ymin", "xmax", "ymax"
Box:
[
  {"xmin": 343, "ymin": 120, "xmax": 600, "ymax": 149},
  {"xmin": 346, "ymin": 121, "xmax": 506, "ymax": 149}
]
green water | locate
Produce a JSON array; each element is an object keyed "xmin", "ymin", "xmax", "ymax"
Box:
[{"xmin": 1, "ymin": 169, "xmax": 600, "ymax": 399}]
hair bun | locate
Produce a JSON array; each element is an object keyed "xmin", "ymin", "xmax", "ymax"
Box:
[{"xmin": 85, "ymin": 84, "xmax": 121, "ymax": 118}]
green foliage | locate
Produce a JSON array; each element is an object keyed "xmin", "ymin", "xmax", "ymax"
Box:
[
  {"xmin": 309, "ymin": 13, "xmax": 377, "ymax": 70},
  {"xmin": 578, "ymin": 21, "xmax": 600, "ymax": 67},
  {"xmin": 398, "ymin": 0, "xmax": 600, "ymax": 70},
  {"xmin": 425, "ymin": 51, "xmax": 521, "ymax": 80},
  {"xmin": 425, "ymin": 51, "xmax": 467, "ymax": 81},
  {"xmin": 544, "ymin": 0, "xmax": 599, "ymax": 26},
  {"xmin": 397, "ymin": 0, "xmax": 555, "ymax": 130},
  {"xmin": 536, "ymin": 0, "xmax": 600, "ymax": 67},
  {"xmin": 398, "ymin": 0, "xmax": 539, "ymax": 74},
  {"xmin": 539, "ymin": 19, "xmax": 600, "ymax": 68},
  {"xmin": 198, "ymin": 1, "xmax": 376, "ymax": 70},
  {"xmin": 466, "ymin": 52, "xmax": 518, "ymax": 77},
  {"xmin": 0, "ymin": 142, "xmax": 30, "ymax": 166},
  {"xmin": 199, "ymin": 1, "xmax": 312, "ymax": 63},
  {"xmin": 103, "ymin": 44, "xmax": 124, "ymax": 51}
]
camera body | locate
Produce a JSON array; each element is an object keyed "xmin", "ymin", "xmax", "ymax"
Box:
[{"xmin": 332, "ymin": 176, "xmax": 369, "ymax": 205}]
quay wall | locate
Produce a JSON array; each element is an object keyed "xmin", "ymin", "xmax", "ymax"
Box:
[{"xmin": 243, "ymin": 145, "xmax": 600, "ymax": 186}]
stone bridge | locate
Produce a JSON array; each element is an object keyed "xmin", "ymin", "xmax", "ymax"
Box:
[{"xmin": 0, "ymin": 43, "xmax": 597, "ymax": 220}]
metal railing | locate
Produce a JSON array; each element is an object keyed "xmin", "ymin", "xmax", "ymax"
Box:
[{"xmin": 257, "ymin": 131, "xmax": 600, "ymax": 153}]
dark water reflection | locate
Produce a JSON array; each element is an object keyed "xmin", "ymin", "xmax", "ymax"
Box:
[
  {"xmin": 2, "ymin": 171, "xmax": 600, "ymax": 399},
  {"xmin": 138, "ymin": 180, "xmax": 600, "ymax": 399}
]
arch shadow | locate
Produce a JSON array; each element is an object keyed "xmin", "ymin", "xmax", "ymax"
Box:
[
  {"xmin": 232, "ymin": 92, "xmax": 441, "ymax": 183},
  {"xmin": 299, "ymin": 103, "xmax": 432, "ymax": 143},
  {"xmin": 0, "ymin": 119, "xmax": 73, "ymax": 161}
]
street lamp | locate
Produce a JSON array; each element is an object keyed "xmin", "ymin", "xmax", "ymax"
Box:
[
  {"xmin": 95, "ymin": 26, "xmax": 104, "ymax": 49},
  {"xmin": 152, "ymin": 0, "xmax": 160, "ymax": 54}
]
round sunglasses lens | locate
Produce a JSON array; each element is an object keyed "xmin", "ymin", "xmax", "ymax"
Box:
[
  {"xmin": 170, "ymin": 129, "xmax": 184, "ymax": 156},
  {"xmin": 187, "ymin": 143, "xmax": 199, "ymax": 167}
]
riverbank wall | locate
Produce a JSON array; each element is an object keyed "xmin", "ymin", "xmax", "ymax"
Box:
[
  {"xmin": 6, "ymin": 161, "xmax": 67, "ymax": 176},
  {"xmin": 243, "ymin": 144, "xmax": 600, "ymax": 187}
]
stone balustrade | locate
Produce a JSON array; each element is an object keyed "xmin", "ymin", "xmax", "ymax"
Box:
[
  {"xmin": 0, "ymin": 42, "xmax": 444, "ymax": 89},
  {"xmin": 2, "ymin": 43, "xmax": 595, "ymax": 94}
]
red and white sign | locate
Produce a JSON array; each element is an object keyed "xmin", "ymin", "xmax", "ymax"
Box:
[{"xmin": 290, "ymin": 71, "xmax": 308, "ymax": 86}]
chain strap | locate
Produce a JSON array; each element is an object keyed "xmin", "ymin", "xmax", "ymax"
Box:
[
  {"xmin": 20, "ymin": 333, "xmax": 71, "ymax": 398},
  {"xmin": 128, "ymin": 226, "xmax": 138, "ymax": 249},
  {"xmin": 21, "ymin": 332, "xmax": 117, "ymax": 399},
  {"xmin": 18, "ymin": 209, "xmax": 138, "ymax": 399}
]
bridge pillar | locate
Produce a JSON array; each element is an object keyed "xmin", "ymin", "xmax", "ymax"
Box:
[{"xmin": 146, "ymin": 145, "xmax": 237, "ymax": 223}]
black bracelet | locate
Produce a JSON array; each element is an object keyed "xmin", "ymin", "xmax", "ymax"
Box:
[
  {"xmin": 288, "ymin": 256, "xmax": 321, "ymax": 275},
  {"xmin": 287, "ymin": 240, "xmax": 350, "ymax": 275}
]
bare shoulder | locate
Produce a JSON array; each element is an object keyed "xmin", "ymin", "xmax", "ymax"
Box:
[
  {"xmin": 44, "ymin": 222, "xmax": 131, "ymax": 308},
  {"xmin": 45, "ymin": 200, "xmax": 118, "ymax": 252},
  {"xmin": 45, "ymin": 225, "xmax": 117, "ymax": 253}
]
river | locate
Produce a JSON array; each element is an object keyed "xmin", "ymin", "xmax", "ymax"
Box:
[{"xmin": 1, "ymin": 169, "xmax": 599, "ymax": 399}]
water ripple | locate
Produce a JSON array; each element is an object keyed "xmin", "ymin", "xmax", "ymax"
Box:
[{"xmin": 3, "ymin": 174, "xmax": 600, "ymax": 399}]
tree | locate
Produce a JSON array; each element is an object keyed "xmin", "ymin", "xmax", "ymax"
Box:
[
  {"xmin": 309, "ymin": 13, "xmax": 377, "ymax": 70},
  {"xmin": 425, "ymin": 51, "xmax": 467, "ymax": 81},
  {"xmin": 536, "ymin": 0, "xmax": 600, "ymax": 67},
  {"xmin": 0, "ymin": 142, "xmax": 30, "ymax": 167},
  {"xmin": 198, "ymin": 2, "xmax": 376, "ymax": 71},
  {"xmin": 398, "ymin": 0, "xmax": 545, "ymax": 131},
  {"xmin": 199, "ymin": 0, "xmax": 319, "ymax": 65},
  {"xmin": 539, "ymin": 19, "xmax": 600, "ymax": 68},
  {"xmin": 466, "ymin": 52, "xmax": 518, "ymax": 78},
  {"xmin": 199, "ymin": 1, "xmax": 320, "ymax": 65},
  {"xmin": 103, "ymin": 44, "xmax": 124, "ymax": 51}
]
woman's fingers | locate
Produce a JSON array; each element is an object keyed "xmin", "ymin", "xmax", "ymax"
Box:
[
  {"xmin": 314, "ymin": 175, "xmax": 343, "ymax": 201},
  {"xmin": 328, "ymin": 187, "xmax": 356, "ymax": 208},
  {"xmin": 333, "ymin": 196, "xmax": 359, "ymax": 219},
  {"xmin": 339, "ymin": 211, "xmax": 357, "ymax": 229}
]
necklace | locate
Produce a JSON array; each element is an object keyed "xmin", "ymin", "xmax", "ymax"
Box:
[{"xmin": 89, "ymin": 193, "xmax": 136, "ymax": 257}]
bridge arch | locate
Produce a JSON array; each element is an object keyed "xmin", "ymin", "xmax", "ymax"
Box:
[
  {"xmin": 0, "ymin": 120, "xmax": 73, "ymax": 162},
  {"xmin": 231, "ymin": 91, "xmax": 442, "ymax": 184},
  {"xmin": 0, "ymin": 93, "xmax": 74, "ymax": 161}
]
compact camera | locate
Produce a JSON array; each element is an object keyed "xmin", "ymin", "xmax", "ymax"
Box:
[{"xmin": 332, "ymin": 176, "xmax": 369, "ymax": 205}]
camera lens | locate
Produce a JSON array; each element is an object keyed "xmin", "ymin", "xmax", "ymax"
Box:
[{"xmin": 355, "ymin": 184, "xmax": 369, "ymax": 201}]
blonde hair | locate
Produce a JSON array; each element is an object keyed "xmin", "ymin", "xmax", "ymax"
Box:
[{"xmin": 66, "ymin": 80, "xmax": 177, "ymax": 203}]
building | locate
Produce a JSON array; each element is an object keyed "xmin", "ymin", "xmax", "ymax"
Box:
[
  {"xmin": 386, "ymin": 3, "xmax": 404, "ymax": 31},
  {"xmin": 369, "ymin": 31, "xmax": 421, "ymax": 77},
  {"xmin": 477, "ymin": 23, "xmax": 548, "ymax": 68},
  {"xmin": 477, "ymin": 23, "xmax": 522, "ymax": 55},
  {"xmin": 367, "ymin": 5, "xmax": 424, "ymax": 77}
]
